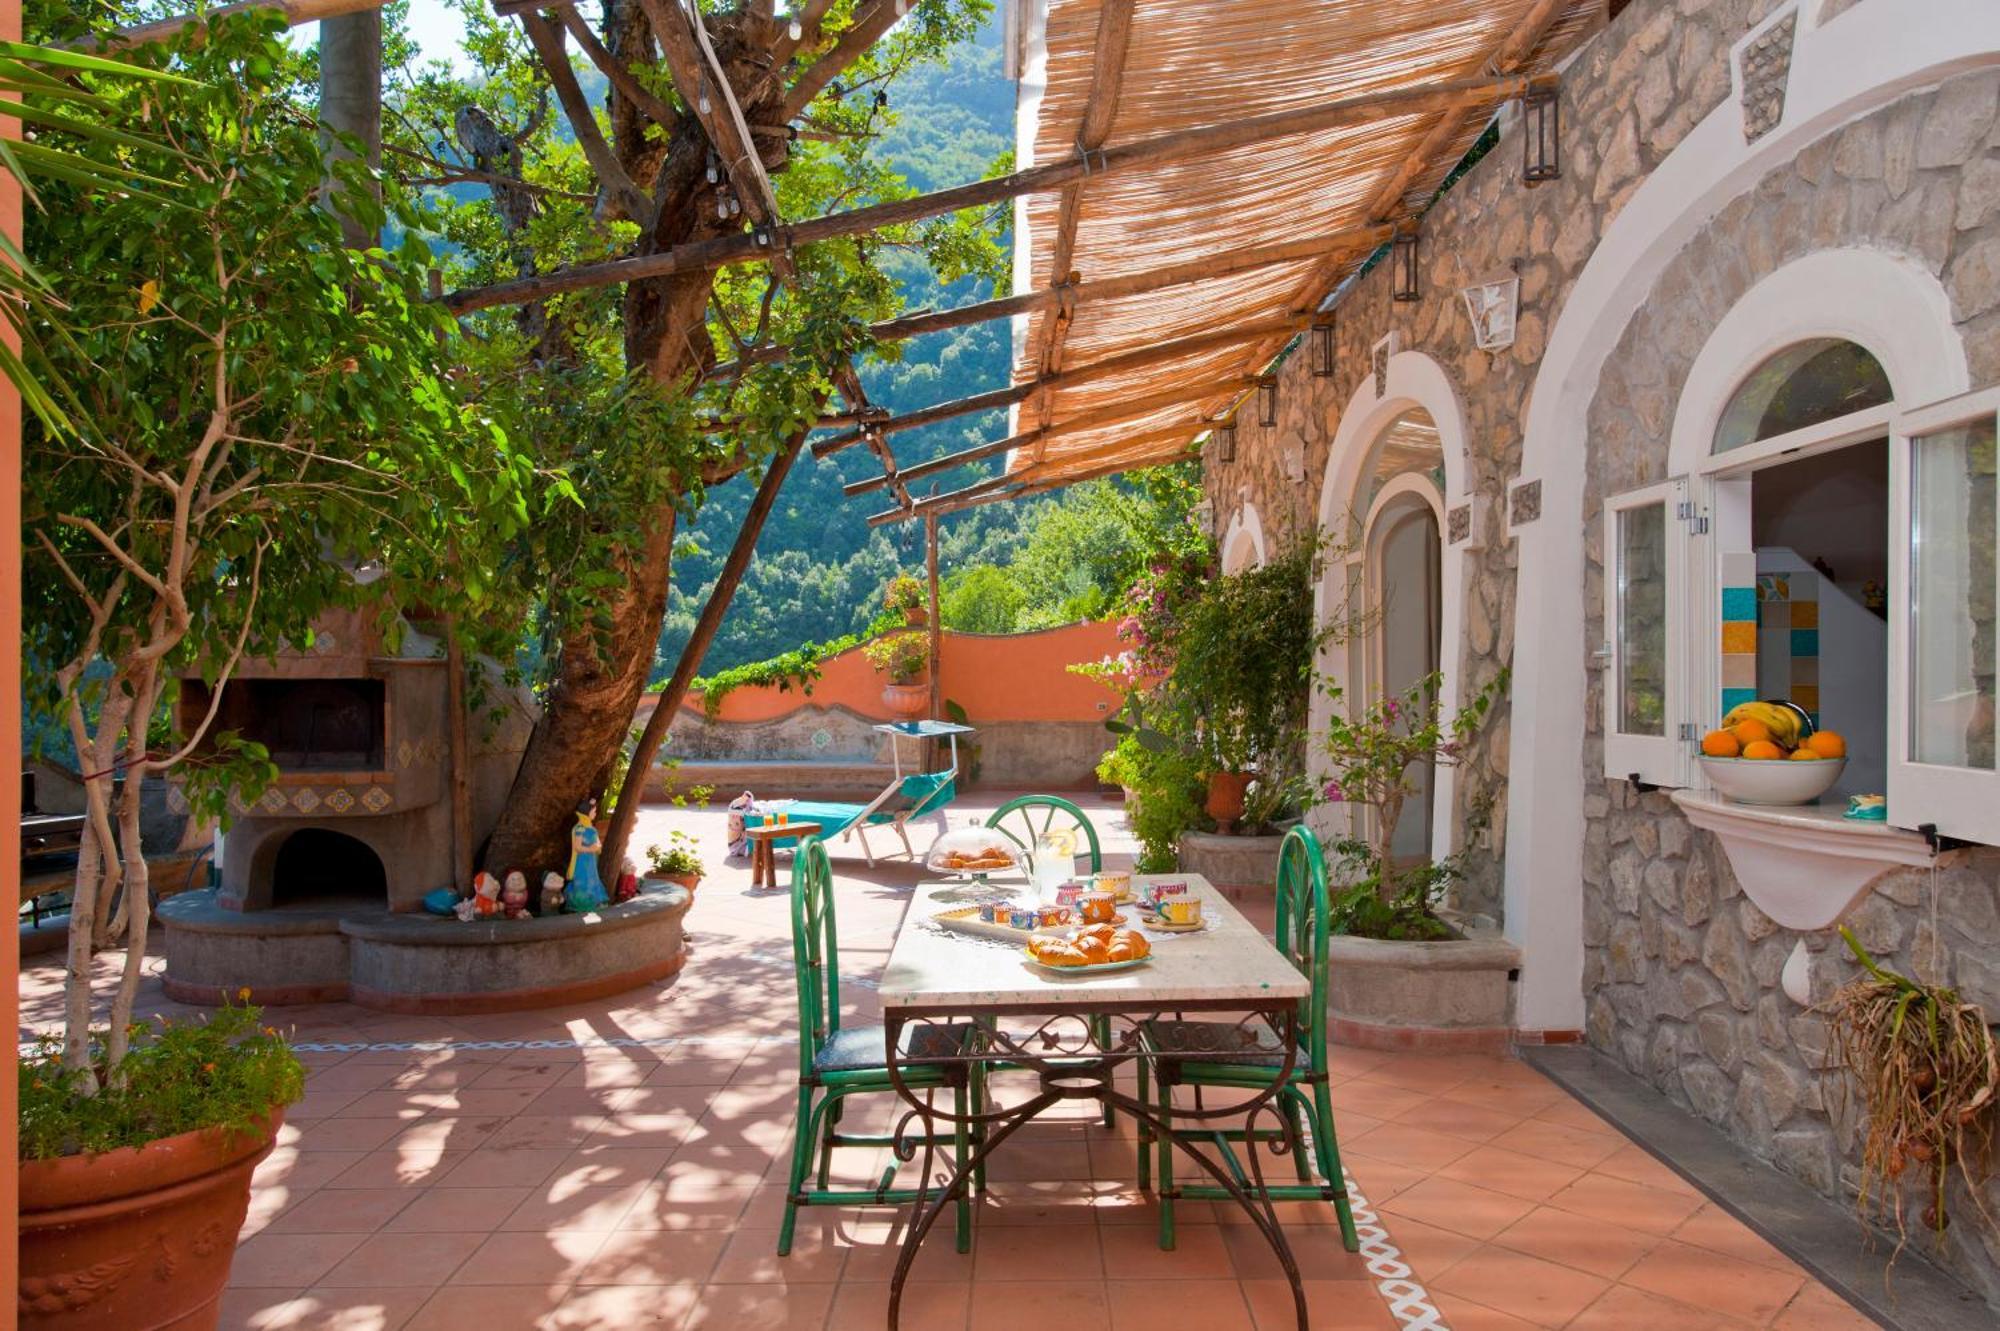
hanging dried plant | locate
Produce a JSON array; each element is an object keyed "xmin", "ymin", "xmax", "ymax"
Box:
[{"xmin": 1818, "ymin": 928, "xmax": 1998, "ymax": 1259}]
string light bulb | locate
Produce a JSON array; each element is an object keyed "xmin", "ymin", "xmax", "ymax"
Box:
[{"xmin": 789, "ymin": 16, "xmax": 803, "ymax": 39}]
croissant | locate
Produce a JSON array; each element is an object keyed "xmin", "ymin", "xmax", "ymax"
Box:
[{"xmin": 1032, "ymin": 939, "xmax": 1090, "ymax": 967}]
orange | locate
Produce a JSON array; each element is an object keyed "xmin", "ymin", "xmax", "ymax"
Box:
[
  {"xmin": 1731, "ymin": 718, "xmax": 1775, "ymax": 745},
  {"xmin": 1806, "ymin": 730, "xmax": 1847, "ymax": 759},
  {"xmin": 1789, "ymin": 747, "xmax": 1822, "ymax": 761},
  {"xmin": 1700, "ymin": 729, "xmax": 1742, "ymax": 757},
  {"xmin": 1741, "ymin": 740, "xmax": 1786, "ymax": 760}
]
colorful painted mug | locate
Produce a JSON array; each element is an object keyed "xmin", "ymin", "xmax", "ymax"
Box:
[
  {"xmin": 1158, "ymin": 898, "xmax": 1203, "ymax": 926},
  {"xmin": 1079, "ymin": 891, "xmax": 1118, "ymax": 924}
]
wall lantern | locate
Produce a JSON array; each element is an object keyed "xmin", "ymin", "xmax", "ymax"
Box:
[
  {"xmin": 1257, "ymin": 376, "xmax": 1279, "ymax": 427},
  {"xmin": 1390, "ymin": 231, "xmax": 1420, "ymax": 303},
  {"xmin": 1309, "ymin": 319, "xmax": 1336, "ymax": 377},
  {"xmin": 1213, "ymin": 420, "xmax": 1236, "ymax": 464},
  {"xmin": 1522, "ymin": 85, "xmax": 1561, "ymax": 184},
  {"xmin": 1460, "ymin": 270, "xmax": 1521, "ymax": 351}
]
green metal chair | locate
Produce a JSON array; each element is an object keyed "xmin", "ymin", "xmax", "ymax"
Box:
[
  {"xmin": 1138, "ymin": 824, "xmax": 1360, "ymax": 1253},
  {"xmin": 779, "ymin": 835, "xmax": 978, "ymax": 1256},
  {"xmin": 984, "ymin": 794, "xmax": 1102, "ymax": 876}
]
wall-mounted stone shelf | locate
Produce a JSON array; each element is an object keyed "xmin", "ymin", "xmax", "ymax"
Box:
[{"xmin": 1670, "ymin": 791, "xmax": 1957, "ymax": 1003}]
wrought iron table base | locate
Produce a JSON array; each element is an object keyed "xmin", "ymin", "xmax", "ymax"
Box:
[{"xmin": 882, "ymin": 1008, "xmax": 1314, "ymax": 1331}]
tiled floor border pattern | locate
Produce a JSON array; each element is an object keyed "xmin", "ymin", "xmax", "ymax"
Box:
[{"xmin": 251, "ymin": 1034, "xmax": 1453, "ymax": 1330}]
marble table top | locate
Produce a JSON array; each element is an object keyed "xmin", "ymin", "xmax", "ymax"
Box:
[{"xmin": 879, "ymin": 873, "xmax": 1307, "ymax": 1013}]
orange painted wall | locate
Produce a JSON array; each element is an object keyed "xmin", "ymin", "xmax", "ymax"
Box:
[{"xmin": 681, "ymin": 620, "xmax": 1126, "ymax": 725}]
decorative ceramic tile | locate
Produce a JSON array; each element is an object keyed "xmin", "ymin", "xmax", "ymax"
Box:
[
  {"xmin": 1738, "ymin": 11, "xmax": 1796, "ymax": 142},
  {"xmin": 397, "ymin": 740, "xmax": 415, "ymax": 770},
  {"xmin": 1448, "ymin": 503, "xmax": 1473, "ymax": 546},
  {"xmin": 1509, "ymin": 479, "xmax": 1542, "ymax": 527},
  {"xmin": 325, "ymin": 788, "xmax": 356, "ymax": 813},
  {"xmin": 360, "ymin": 786, "xmax": 393, "ymax": 813},
  {"xmin": 292, "ymin": 787, "xmax": 322, "ymax": 814},
  {"xmin": 260, "ymin": 787, "xmax": 289, "ymax": 814},
  {"xmin": 1373, "ymin": 343, "xmax": 1390, "ymax": 397}
]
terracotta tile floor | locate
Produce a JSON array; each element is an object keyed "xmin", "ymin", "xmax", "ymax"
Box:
[{"xmin": 20, "ymin": 795, "xmax": 1880, "ymax": 1330}]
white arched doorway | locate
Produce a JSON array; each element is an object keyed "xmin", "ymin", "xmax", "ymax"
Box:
[
  {"xmin": 1220, "ymin": 500, "xmax": 1268, "ymax": 573},
  {"xmin": 1313, "ymin": 352, "xmax": 1469, "ymax": 868}
]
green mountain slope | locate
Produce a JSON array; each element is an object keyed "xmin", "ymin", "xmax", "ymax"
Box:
[{"xmin": 657, "ymin": 18, "xmax": 1032, "ymax": 678}]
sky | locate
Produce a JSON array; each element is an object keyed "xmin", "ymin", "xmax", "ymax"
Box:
[{"xmin": 289, "ymin": 0, "xmax": 475, "ymax": 75}]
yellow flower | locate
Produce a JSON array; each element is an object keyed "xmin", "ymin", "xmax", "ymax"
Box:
[
  {"xmin": 237, "ymin": 987, "xmax": 252, "ymax": 1002},
  {"xmin": 137, "ymin": 279, "xmax": 159, "ymax": 315}
]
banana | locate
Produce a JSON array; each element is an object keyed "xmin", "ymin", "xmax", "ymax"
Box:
[{"xmin": 1722, "ymin": 700, "xmax": 1802, "ymax": 747}]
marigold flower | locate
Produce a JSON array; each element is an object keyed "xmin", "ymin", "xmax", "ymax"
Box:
[{"xmin": 238, "ymin": 986, "xmax": 252, "ymax": 1001}]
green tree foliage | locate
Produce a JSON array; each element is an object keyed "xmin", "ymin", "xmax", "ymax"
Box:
[{"xmin": 19, "ymin": 6, "xmax": 523, "ymax": 1081}]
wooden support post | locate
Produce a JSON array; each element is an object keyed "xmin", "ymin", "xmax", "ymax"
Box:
[
  {"xmin": 601, "ymin": 427, "xmax": 811, "ymax": 873},
  {"xmin": 925, "ymin": 513, "xmax": 942, "ymax": 763}
]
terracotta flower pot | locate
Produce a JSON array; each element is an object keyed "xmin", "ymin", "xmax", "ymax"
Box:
[
  {"xmin": 1204, "ymin": 770, "xmax": 1254, "ymax": 834},
  {"xmin": 882, "ymin": 681, "xmax": 929, "ymax": 720},
  {"xmin": 19, "ymin": 1109, "xmax": 283, "ymax": 1331},
  {"xmin": 901, "ymin": 606, "xmax": 927, "ymax": 627},
  {"xmin": 645, "ymin": 871, "xmax": 701, "ymax": 895}
]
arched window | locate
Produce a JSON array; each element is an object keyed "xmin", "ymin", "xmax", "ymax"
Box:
[{"xmin": 1712, "ymin": 338, "xmax": 1893, "ymax": 454}]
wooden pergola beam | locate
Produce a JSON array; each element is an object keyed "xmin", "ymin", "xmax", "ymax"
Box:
[
  {"xmin": 838, "ymin": 315, "xmax": 1301, "ymax": 491},
  {"xmin": 810, "ymin": 380, "xmax": 1034, "ymax": 458},
  {"xmin": 711, "ymin": 224, "xmax": 1390, "ymax": 380},
  {"xmin": 1029, "ymin": 0, "xmax": 1135, "ymax": 436},
  {"xmin": 441, "ymin": 73, "xmax": 1536, "ymax": 312}
]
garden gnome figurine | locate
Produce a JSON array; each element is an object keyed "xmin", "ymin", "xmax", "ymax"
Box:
[
  {"xmin": 457, "ymin": 871, "xmax": 503, "ymax": 921},
  {"xmin": 501, "ymin": 870, "xmax": 531, "ymax": 919},
  {"xmin": 541, "ymin": 870, "xmax": 566, "ymax": 916},
  {"xmin": 564, "ymin": 797, "xmax": 608, "ymax": 913}
]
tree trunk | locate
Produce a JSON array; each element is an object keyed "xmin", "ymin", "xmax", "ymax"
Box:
[
  {"xmin": 482, "ymin": 5, "xmax": 805, "ymax": 873},
  {"xmin": 482, "ymin": 507, "xmax": 679, "ymax": 880}
]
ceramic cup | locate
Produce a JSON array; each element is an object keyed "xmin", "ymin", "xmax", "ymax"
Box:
[
  {"xmin": 1079, "ymin": 891, "xmax": 1117, "ymax": 924},
  {"xmin": 1095, "ymin": 870, "xmax": 1132, "ymax": 901},
  {"xmin": 1159, "ymin": 898, "xmax": 1203, "ymax": 926}
]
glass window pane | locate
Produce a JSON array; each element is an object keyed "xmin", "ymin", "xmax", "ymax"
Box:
[
  {"xmin": 1910, "ymin": 415, "xmax": 1997, "ymax": 769},
  {"xmin": 1618, "ymin": 503, "xmax": 1668, "ymax": 736},
  {"xmin": 1714, "ymin": 339, "xmax": 1893, "ymax": 453}
]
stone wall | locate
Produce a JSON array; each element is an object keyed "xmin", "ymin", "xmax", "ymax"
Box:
[
  {"xmin": 1210, "ymin": 0, "xmax": 2000, "ymax": 1300},
  {"xmin": 1579, "ymin": 68, "xmax": 2000, "ymax": 1299},
  {"xmin": 1209, "ymin": 0, "xmax": 1785, "ymax": 918}
]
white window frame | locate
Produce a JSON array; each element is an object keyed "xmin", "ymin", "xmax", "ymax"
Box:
[
  {"xmin": 1886, "ymin": 383, "xmax": 2000, "ymax": 844},
  {"xmin": 1602, "ymin": 479, "xmax": 1692, "ymax": 789}
]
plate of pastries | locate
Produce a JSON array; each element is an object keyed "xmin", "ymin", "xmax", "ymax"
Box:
[
  {"xmin": 925, "ymin": 828, "xmax": 1023, "ymax": 875},
  {"xmin": 1023, "ymin": 923, "xmax": 1153, "ymax": 974}
]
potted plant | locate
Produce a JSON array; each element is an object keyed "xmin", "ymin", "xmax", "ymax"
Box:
[
  {"xmin": 1819, "ymin": 929, "xmax": 1997, "ymax": 1254},
  {"xmin": 642, "ymin": 830, "xmax": 707, "ymax": 893},
  {"xmin": 1313, "ymin": 670, "xmax": 1519, "ymax": 1047},
  {"xmin": 884, "ymin": 574, "xmax": 928, "ymax": 626},
  {"xmin": 19, "ymin": 1000, "xmax": 304, "ymax": 1331},
  {"xmin": 865, "ymin": 630, "xmax": 931, "ymax": 719}
]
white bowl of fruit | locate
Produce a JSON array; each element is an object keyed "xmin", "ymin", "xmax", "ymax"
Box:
[{"xmin": 1698, "ymin": 701, "xmax": 1847, "ymax": 806}]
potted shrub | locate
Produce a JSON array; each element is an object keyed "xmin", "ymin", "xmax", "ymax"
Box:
[
  {"xmin": 19, "ymin": 1000, "xmax": 304, "ymax": 1331},
  {"xmin": 865, "ymin": 630, "xmax": 931, "ymax": 719},
  {"xmin": 1315, "ymin": 670, "xmax": 1519, "ymax": 1048},
  {"xmin": 642, "ymin": 830, "xmax": 707, "ymax": 893},
  {"xmin": 884, "ymin": 574, "xmax": 928, "ymax": 626}
]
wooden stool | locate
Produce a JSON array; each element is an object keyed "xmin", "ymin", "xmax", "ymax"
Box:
[{"xmin": 746, "ymin": 821, "xmax": 821, "ymax": 891}]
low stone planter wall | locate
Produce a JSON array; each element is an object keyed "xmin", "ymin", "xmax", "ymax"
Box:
[
  {"xmin": 160, "ymin": 886, "xmax": 693, "ymax": 1014},
  {"xmin": 1177, "ymin": 830, "xmax": 1287, "ymax": 894},
  {"xmin": 1327, "ymin": 929, "xmax": 1521, "ymax": 1053}
]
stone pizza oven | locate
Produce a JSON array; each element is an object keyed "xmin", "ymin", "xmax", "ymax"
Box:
[{"xmin": 176, "ymin": 605, "xmax": 531, "ymax": 913}]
